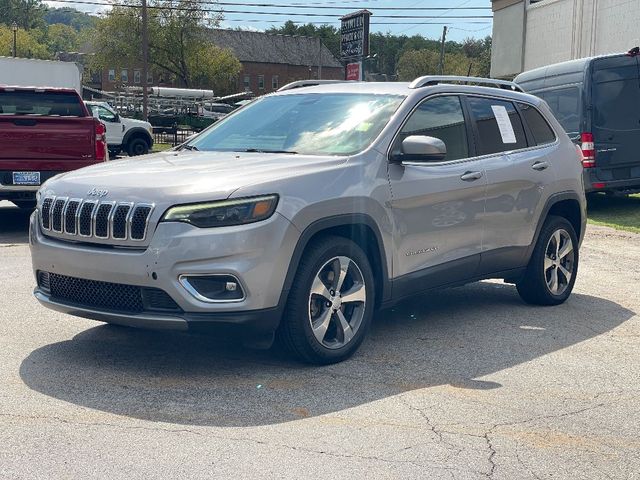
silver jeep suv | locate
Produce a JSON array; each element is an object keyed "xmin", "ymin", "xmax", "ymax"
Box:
[{"xmin": 30, "ymin": 76, "xmax": 586, "ymax": 364}]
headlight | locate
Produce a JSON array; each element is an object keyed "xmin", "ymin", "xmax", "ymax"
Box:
[{"xmin": 161, "ymin": 195, "xmax": 279, "ymax": 228}]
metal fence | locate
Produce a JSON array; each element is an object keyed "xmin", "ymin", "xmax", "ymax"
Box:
[{"xmin": 153, "ymin": 128, "xmax": 194, "ymax": 147}]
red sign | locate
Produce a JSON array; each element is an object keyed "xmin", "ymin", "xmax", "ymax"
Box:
[{"xmin": 346, "ymin": 62, "xmax": 361, "ymax": 81}]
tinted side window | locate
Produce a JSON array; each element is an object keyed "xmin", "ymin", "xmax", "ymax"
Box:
[
  {"xmin": 398, "ymin": 95, "xmax": 468, "ymax": 161},
  {"xmin": 592, "ymin": 68, "xmax": 640, "ymax": 131},
  {"xmin": 534, "ymin": 87, "xmax": 580, "ymax": 134},
  {"xmin": 518, "ymin": 103, "xmax": 556, "ymax": 145},
  {"xmin": 467, "ymin": 97, "xmax": 527, "ymax": 155}
]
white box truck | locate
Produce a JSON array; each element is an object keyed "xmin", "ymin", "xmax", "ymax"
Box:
[{"xmin": 0, "ymin": 56, "xmax": 82, "ymax": 93}]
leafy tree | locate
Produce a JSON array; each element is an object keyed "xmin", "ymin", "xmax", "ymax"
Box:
[
  {"xmin": 90, "ymin": 0, "xmax": 241, "ymax": 93},
  {"xmin": 43, "ymin": 7, "xmax": 98, "ymax": 31},
  {"xmin": 397, "ymin": 49, "xmax": 440, "ymax": 81},
  {"xmin": 0, "ymin": 24, "xmax": 49, "ymax": 58},
  {"xmin": 0, "ymin": 0, "xmax": 46, "ymax": 30},
  {"xmin": 43, "ymin": 23, "xmax": 79, "ymax": 54}
]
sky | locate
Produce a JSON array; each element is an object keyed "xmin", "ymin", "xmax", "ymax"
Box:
[{"xmin": 44, "ymin": 0, "xmax": 493, "ymax": 42}]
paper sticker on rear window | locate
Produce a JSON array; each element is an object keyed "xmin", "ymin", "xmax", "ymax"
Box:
[{"xmin": 490, "ymin": 105, "xmax": 517, "ymax": 144}]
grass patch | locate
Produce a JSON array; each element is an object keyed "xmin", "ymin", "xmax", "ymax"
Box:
[
  {"xmin": 153, "ymin": 143, "xmax": 174, "ymax": 152},
  {"xmin": 587, "ymin": 193, "xmax": 640, "ymax": 233}
]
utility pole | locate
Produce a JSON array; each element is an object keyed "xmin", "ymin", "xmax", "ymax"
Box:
[
  {"xmin": 438, "ymin": 26, "xmax": 447, "ymax": 75},
  {"xmin": 318, "ymin": 37, "xmax": 322, "ymax": 80},
  {"xmin": 12, "ymin": 22, "xmax": 17, "ymax": 58},
  {"xmin": 141, "ymin": 0, "xmax": 149, "ymax": 121}
]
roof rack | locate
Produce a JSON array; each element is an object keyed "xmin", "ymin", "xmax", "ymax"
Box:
[
  {"xmin": 409, "ymin": 75, "xmax": 523, "ymax": 92},
  {"xmin": 277, "ymin": 80, "xmax": 350, "ymax": 92}
]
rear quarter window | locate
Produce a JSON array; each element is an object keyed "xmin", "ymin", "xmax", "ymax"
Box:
[
  {"xmin": 518, "ymin": 103, "xmax": 556, "ymax": 145},
  {"xmin": 0, "ymin": 91, "xmax": 84, "ymax": 117}
]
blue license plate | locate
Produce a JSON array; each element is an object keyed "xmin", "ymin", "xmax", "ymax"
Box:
[{"xmin": 13, "ymin": 171, "xmax": 41, "ymax": 186}]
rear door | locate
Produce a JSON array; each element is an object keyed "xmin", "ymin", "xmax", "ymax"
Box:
[
  {"xmin": 465, "ymin": 96, "xmax": 554, "ymax": 274},
  {"xmin": 590, "ymin": 55, "xmax": 640, "ymax": 172}
]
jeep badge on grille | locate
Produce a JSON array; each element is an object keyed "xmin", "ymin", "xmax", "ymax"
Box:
[{"xmin": 87, "ymin": 188, "xmax": 109, "ymax": 197}]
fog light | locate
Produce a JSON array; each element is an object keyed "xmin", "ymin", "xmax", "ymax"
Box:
[{"xmin": 179, "ymin": 274, "xmax": 245, "ymax": 303}]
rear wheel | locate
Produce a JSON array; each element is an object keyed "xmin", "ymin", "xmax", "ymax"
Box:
[
  {"xmin": 517, "ymin": 215, "xmax": 578, "ymax": 305},
  {"xmin": 127, "ymin": 137, "xmax": 150, "ymax": 156},
  {"xmin": 277, "ymin": 236, "xmax": 375, "ymax": 364}
]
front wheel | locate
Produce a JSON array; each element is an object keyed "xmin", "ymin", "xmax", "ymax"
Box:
[
  {"xmin": 277, "ymin": 236, "xmax": 375, "ymax": 364},
  {"xmin": 517, "ymin": 215, "xmax": 579, "ymax": 305},
  {"xmin": 127, "ymin": 138, "xmax": 150, "ymax": 156}
]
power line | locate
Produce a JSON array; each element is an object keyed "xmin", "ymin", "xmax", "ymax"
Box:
[
  {"xmin": 161, "ymin": 1, "xmax": 492, "ymax": 10},
  {"xmin": 48, "ymin": 0, "xmax": 493, "ymax": 17}
]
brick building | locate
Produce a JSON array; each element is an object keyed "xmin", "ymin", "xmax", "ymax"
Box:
[
  {"xmin": 90, "ymin": 29, "xmax": 344, "ymax": 94},
  {"xmin": 207, "ymin": 29, "xmax": 344, "ymax": 94}
]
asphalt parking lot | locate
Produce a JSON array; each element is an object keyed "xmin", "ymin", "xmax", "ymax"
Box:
[{"xmin": 0, "ymin": 200, "xmax": 638, "ymax": 479}]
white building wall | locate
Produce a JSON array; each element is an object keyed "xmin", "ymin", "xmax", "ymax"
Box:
[
  {"xmin": 524, "ymin": 0, "xmax": 575, "ymax": 71},
  {"xmin": 491, "ymin": 0, "xmax": 640, "ymax": 78}
]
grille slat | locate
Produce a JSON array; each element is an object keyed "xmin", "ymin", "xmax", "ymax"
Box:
[
  {"xmin": 41, "ymin": 198, "xmax": 53, "ymax": 230},
  {"xmin": 94, "ymin": 203, "xmax": 113, "ymax": 238},
  {"xmin": 64, "ymin": 200, "xmax": 80, "ymax": 234},
  {"xmin": 41, "ymin": 272, "xmax": 180, "ymax": 314},
  {"xmin": 131, "ymin": 206, "xmax": 152, "ymax": 240},
  {"xmin": 112, "ymin": 204, "xmax": 131, "ymax": 240},
  {"xmin": 51, "ymin": 198, "xmax": 66, "ymax": 232},
  {"xmin": 40, "ymin": 197, "xmax": 153, "ymax": 243},
  {"xmin": 79, "ymin": 202, "xmax": 96, "ymax": 236}
]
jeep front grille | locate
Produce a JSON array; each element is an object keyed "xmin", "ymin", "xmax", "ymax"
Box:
[{"xmin": 40, "ymin": 196, "xmax": 153, "ymax": 242}]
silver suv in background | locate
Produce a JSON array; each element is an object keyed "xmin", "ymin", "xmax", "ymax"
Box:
[{"xmin": 30, "ymin": 76, "xmax": 586, "ymax": 364}]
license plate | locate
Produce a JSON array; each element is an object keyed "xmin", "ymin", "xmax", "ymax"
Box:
[{"xmin": 12, "ymin": 171, "xmax": 41, "ymax": 186}]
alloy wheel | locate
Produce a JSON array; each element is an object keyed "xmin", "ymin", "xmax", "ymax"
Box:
[
  {"xmin": 308, "ymin": 256, "xmax": 367, "ymax": 349},
  {"xmin": 544, "ymin": 229, "xmax": 575, "ymax": 296}
]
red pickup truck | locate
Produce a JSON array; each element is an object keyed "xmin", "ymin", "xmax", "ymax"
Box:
[{"xmin": 0, "ymin": 86, "xmax": 107, "ymax": 208}]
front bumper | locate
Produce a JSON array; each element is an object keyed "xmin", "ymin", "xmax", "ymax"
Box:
[
  {"xmin": 30, "ymin": 210, "xmax": 300, "ymax": 334},
  {"xmin": 33, "ymin": 290, "xmax": 282, "ymax": 334}
]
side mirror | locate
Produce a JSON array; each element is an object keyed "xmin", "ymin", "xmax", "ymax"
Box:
[
  {"xmin": 112, "ymin": 114, "xmax": 120, "ymax": 123},
  {"xmin": 394, "ymin": 135, "xmax": 447, "ymax": 163}
]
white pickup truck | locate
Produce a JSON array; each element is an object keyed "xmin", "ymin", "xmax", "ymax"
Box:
[{"xmin": 85, "ymin": 101, "xmax": 154, "ymax": 157}]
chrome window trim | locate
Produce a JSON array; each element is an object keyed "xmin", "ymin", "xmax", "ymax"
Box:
[
  {"xmin": 178, "ymin": 273, "xmax": 247, "ymax": 304},
  {"xmin": 387, "ymin": 92, "xmax": 560, "ymax": 168}
]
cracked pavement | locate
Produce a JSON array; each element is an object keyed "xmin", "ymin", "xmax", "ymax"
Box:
[{"xmin": 1, "ymin": 201, "xmax": 639, "ymax": 479}]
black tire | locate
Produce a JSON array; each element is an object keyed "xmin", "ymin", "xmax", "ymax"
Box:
[
  {"xmin": 516, "ymin": 215, "xmax": 579, "ymax": 306},
  {"xmin": 109, "ymin": 148, "xmax": 121, "ymax": 158},
  {"xmin": 13, "ymin": 200, "xmax": 37, "ymax": 210},
  {"xmin": 277, "ymin": 235, "xmax": 375, "ymax": 364},
  {"xmin": 127, "ymin": 137, "xmax": 150, "ymax": 156}
]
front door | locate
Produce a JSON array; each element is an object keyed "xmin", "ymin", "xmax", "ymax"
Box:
[{"xmin": 388, "ymin": 95, "xmax": 487, "ymax": 293}]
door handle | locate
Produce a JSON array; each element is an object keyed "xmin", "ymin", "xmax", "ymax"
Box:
[
  {"xmin": 460, "ymin": 171, "xmax": 483, "ymax": 181},
  {"xmin": 532, "ymin": 161, "xmax": 549, "ymax": 171}
]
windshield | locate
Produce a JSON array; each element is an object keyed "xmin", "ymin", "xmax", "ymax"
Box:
[{"xmin": 188, "ymin": 93, "xmax": 405, "ymax": 156}]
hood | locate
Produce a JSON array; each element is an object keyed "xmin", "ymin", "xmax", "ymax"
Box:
[{"xmin": 42, "ymin": 150, "xmax": 348, "ymax": 204}]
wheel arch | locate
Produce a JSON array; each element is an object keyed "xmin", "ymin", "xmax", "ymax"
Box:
[
  {"xmin": 278, "ymin": 214, "xmax": 391, "ymax": 310},
  {"xmin": 527, "ymin": 192, "xmax": 585, "ymax": 260},
  {"xmin": 123, "ymin": 128, "xmax": 153, "ymax": 148}
]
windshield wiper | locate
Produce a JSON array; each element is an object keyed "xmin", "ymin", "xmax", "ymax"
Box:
[
  {"xmin": 239, "ymin": 148, "xmax": 298, "ymax": 154},
  {"xmin": 181, "ymin": 144, "xmax": 199, "ymax": 151}
]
